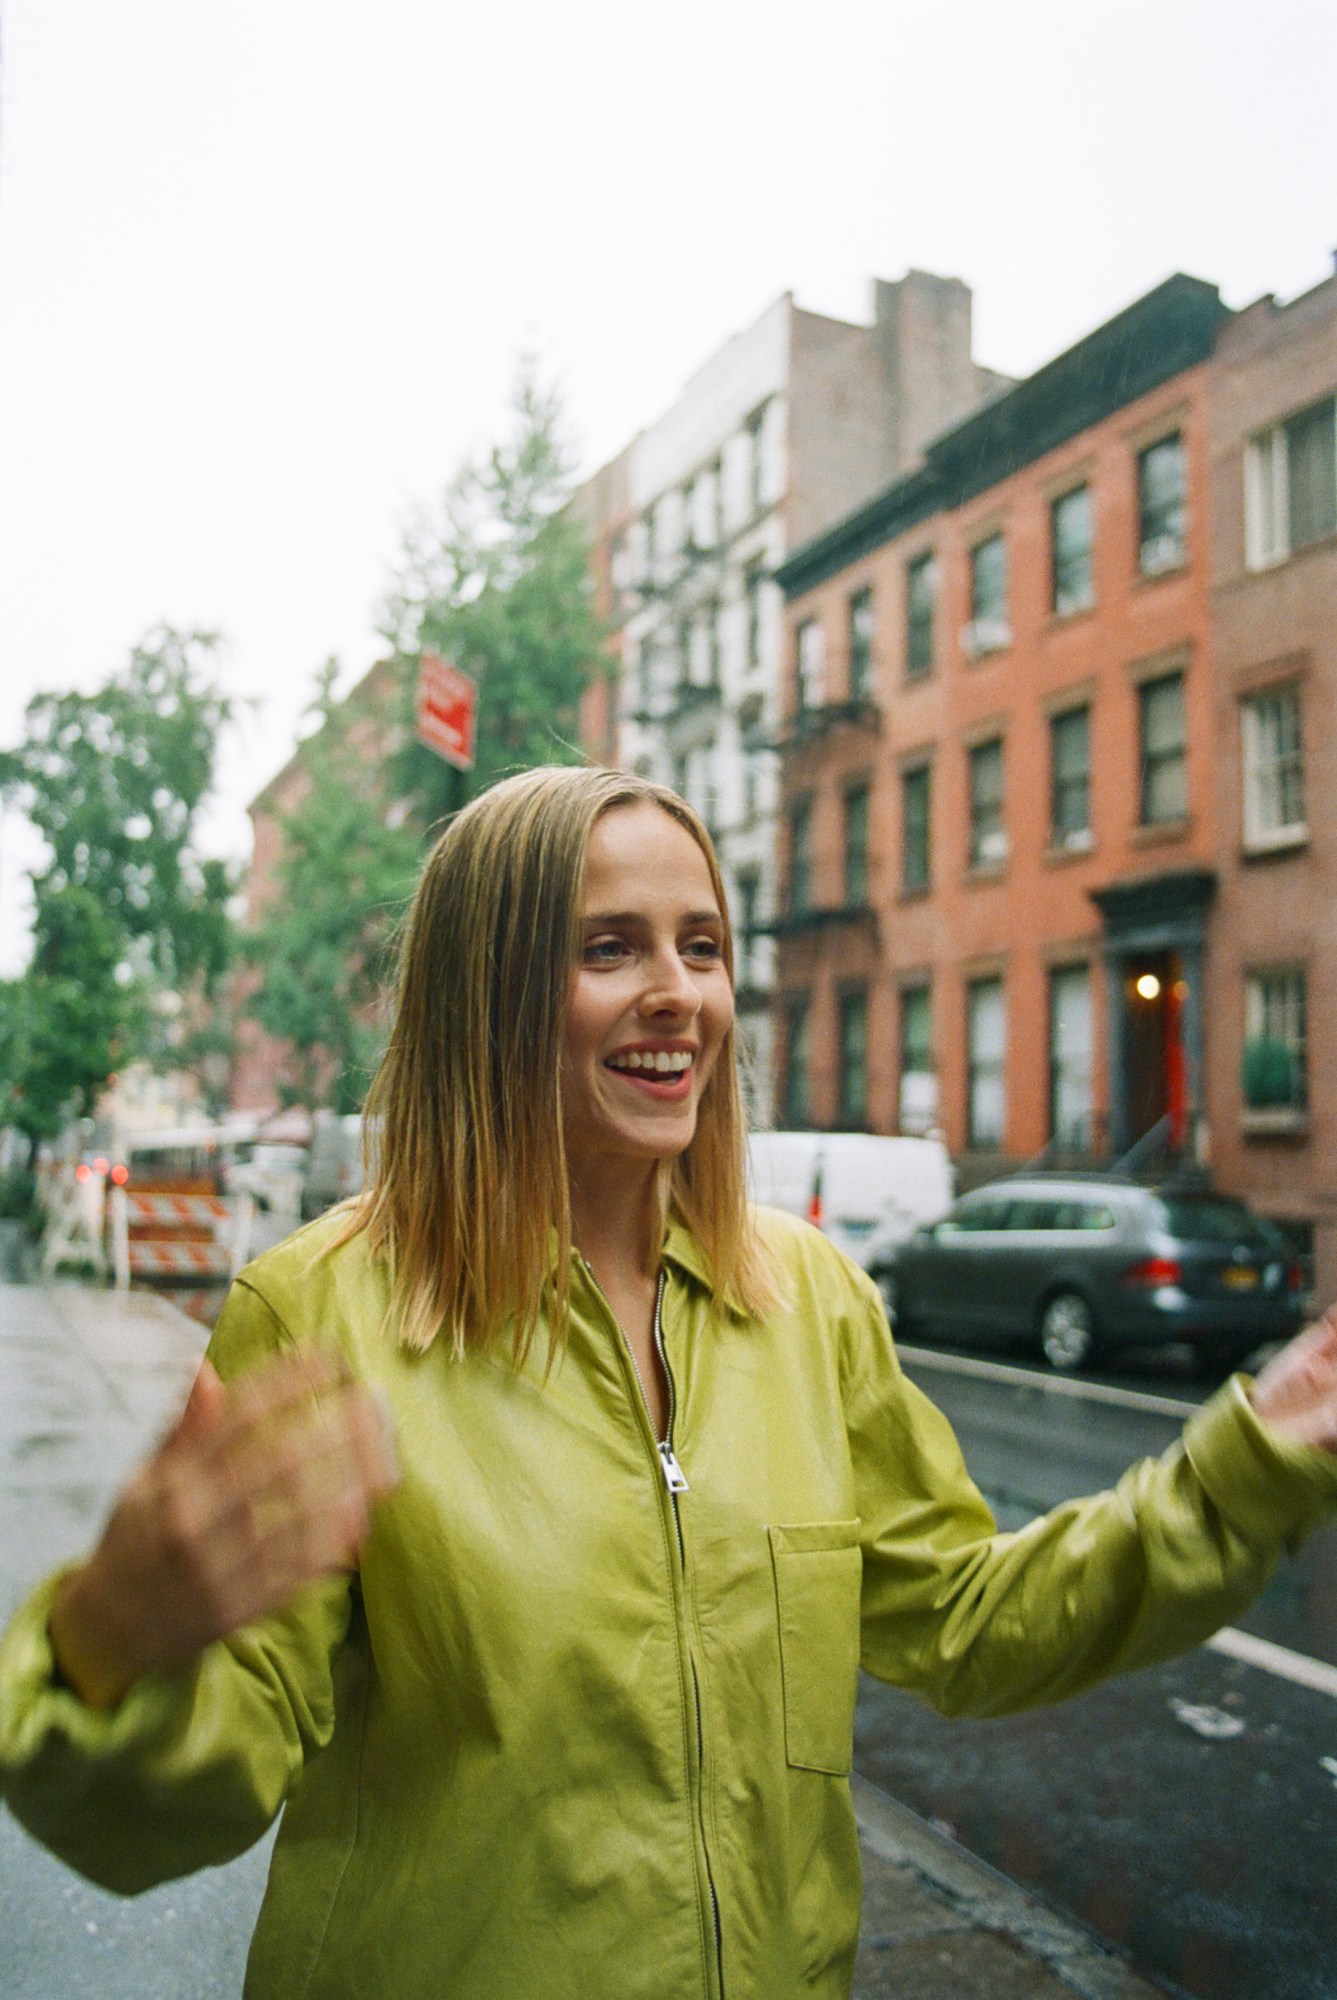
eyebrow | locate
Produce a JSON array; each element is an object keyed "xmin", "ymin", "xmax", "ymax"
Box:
[{"xmin": 582, "ymin": 909, "xmax": 723, "ymax": 927}]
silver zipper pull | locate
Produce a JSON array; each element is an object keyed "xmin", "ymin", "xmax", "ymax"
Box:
[{"xmin": 658, "ymin": 1442, "xmax": 690, "ymax": 1493}]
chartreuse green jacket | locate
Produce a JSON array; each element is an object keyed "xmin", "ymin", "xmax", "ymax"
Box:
[{"xmin": 4, "ymin": 1208, "xmax": 1337, "ymax": 1999}]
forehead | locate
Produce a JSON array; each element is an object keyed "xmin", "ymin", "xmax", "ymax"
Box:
[{"xmin": 580, "ymin": 803, "xmax": 719, "ymax": 911}]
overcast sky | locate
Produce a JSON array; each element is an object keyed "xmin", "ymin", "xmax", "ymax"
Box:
[{"xmin": 1, "ymin": 0, "xmax": 1334, "ymax": 970}]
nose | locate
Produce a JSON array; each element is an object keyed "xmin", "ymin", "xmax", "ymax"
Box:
[{"xmin": 638, "ymin": 946, "xmax": 703, "ymax": 1021}]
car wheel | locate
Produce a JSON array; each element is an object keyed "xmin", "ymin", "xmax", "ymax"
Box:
[{"xmin": 1038, "ymin": 1291, "xmax": 1099, "ymax": 1371}]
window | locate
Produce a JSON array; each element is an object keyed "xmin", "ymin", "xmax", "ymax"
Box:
[
  {"xmin": 967, "ymin": 534, "xmax": 1009, "ymax": 654},
  {"xmin": 1243, "ymin": 968, "xmax": 1307, "ymax": 1111},
  {"xmin": 838, "ymin": 988, "xmax": 869, "ymax": 1126},
  {"xmin": 901, "ymin": 762, "xmax": 931, "ymax": 892},
  {"xmin": 1049, "ymin": 965, "xmax": 1094, "ymax": 1149},
  {"xmin": 676, "ymin": 618, "xmax": 693, "ymax": 691},
  {"xmin": 848, "ymin": 587, "xmax": 874, "ymax": 699},
  {"xmin": 682, "ymin": 478, "xmax": 697, "ymax": 553},
  {"xmin": 745, "ymin": 406, "xmax": 767, "ymax": 517},
  {"xmin": 906, "ymin": 552, "xmax": 935, "ymax": 677},
  {"xmin": 789, "ymin": 798, "xmax": 813, "ymax": 914},
  {"xmin": 843, "ymin": 784, "xmax": 869, "ymax": 904},
  {"xmin": 1138, "ymin": 672, "xmax": 1187, "ymax": 825},
  {"xmin": 1246, "ymin": 395, "xmax": 1337, "ymax": 567},
  {"xmin": 783, "ymin": 995, "xmax": 811, "ymax": 1125},
  {"xmin": 1138, "ymin": 433, "xmax": 1187, "ymax": 576},
  {"xmin": 1049, "ymin": 705, "xmax": 1092, "ymax": 851},
  {"xmin": 711, "ymin": 456, "xmax": 725, "ymax": 545},
  {"xmin": 1051, "ymin": 484, "xmax": 1094, "ymax": 615},
  {"xmin": 734, "ymin": 868, "xmax": 759, "ymax": 987},
  {"xmin": 1242, "ymin": 684, "xmax": 1305, "ymax": 850},
  {"xmin": 966, "ymin": 977, "xmax": 1006, "ymax": 1148},
  {"xmin": 706, "ymin": 601, "xmax": 722, "ymax": 686},
  {"xmin": 744, "ymin": 561, "xmax": 765, "ymax": 671},
  {"xmin": 795, "ymin": 618, "xmax": 825, "ymax": 713},
  {"xmin": 899, "ymin": 984, "xmax": 935, "ymax": 1135},
  {"xmin": 968, "ymin": 737, "xmax": 1007, "ymax": 868},
  {"xmin": 684, "ymin": 743, "xmax": 718, "ymax": 834}
]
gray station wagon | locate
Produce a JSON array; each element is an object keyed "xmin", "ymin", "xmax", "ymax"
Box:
[{"xmin": 870, "ymin": 1174, "xmax": 1307, "ymax": 1374}]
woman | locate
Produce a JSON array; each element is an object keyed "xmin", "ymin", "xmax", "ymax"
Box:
[{"xmin": 3, "ymin": 764, "xmax": 1336, "ymax": 2000}]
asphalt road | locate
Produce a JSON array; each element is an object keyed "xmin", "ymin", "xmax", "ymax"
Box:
[{"xmin": 852, "ymin": 1342, "xmax": 1337, "ymax": 2000}]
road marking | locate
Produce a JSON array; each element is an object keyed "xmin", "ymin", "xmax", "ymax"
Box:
[
  {"xmin": 895, "ymin": 1341, "xmax": 1202, "ymax": 1420},
  {"xmin": 1207, "ymin": 1627, "xmax": 1337, "ymax": 1700}
]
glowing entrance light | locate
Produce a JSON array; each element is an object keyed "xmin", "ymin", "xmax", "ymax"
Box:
[{"xmin": 1135, "ymin": 973, "xmax": 1162, "ymax": 1001}]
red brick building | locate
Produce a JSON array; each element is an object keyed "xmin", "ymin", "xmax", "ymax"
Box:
[
  {"xmin": 771, "ymin": 277, "xmax": 1230, "ymax": 1192},
  {"xmin": 1204, "ymin": 268, "xmax": 1337, "ymax": 1291}
]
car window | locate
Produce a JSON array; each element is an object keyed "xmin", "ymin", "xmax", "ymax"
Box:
[
  {"xmin": 939, "ymin": 1199, "xmax": 1012, "ymax": 1235},
  {"xmin": 1067, "ymin": 1201, "xmax": 1117, "ymax": 1231},
  {"xmin": 1006, "ymin": 1199, "xmax": 1064, "ymax": 1231},
  {"xmin": 1152, "ymin": 1195, "xmax": 1282, "ymax": 1248}
]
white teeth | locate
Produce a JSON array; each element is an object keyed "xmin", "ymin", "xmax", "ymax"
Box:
[{"xmin": 609, "ymin": 1050, "xmax": 692, "ymax": 1075}]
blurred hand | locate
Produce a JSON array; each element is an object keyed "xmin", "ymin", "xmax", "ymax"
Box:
[
  {"xmin": 1250, "ymin": 1309, "xmax": 1337, "ymax": 1454},
  {"xmin": 49, "ymin": 1349, "xmax": 398, "ymax": 1711}
]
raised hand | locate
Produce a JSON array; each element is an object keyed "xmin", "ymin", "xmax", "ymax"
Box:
[
  {"xmin": 1250, "ymin": 1309, "xmax": 1337, "ymax": 1455},
  {"xmin": 48, "ymin": 1348, "xmax": 398, "ymax": 1711}
]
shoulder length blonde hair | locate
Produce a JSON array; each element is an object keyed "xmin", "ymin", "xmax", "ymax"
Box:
[{"xmin": 340, "ymin": 764, "xmax": 773, "ymax": 1355}]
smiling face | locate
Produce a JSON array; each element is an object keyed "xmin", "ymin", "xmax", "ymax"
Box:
[{"xmin": 560, "ymin": 802, "xmax": 734, "ymax": 1179}]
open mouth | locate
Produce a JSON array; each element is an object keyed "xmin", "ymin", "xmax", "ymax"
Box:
[{"xmin": 605, "ymin": 1050, "xmax": 695, "ymax": 1096}]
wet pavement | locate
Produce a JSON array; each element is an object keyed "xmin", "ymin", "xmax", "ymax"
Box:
[{"xmin": 1, "ymin": 1280, "xmax": 1174, "ymax": 1999}]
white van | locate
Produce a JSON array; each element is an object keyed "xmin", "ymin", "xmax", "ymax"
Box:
[{"xmin": 747, "ymin": 1130, "xmax": 954, "ymax": 1277}]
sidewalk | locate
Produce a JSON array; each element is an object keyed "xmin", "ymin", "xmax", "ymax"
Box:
[{"xmin": 1, "ymin": 1282, "xmax": 1170, "ymax": 1999}]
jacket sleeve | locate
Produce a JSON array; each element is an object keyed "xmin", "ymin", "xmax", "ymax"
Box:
[
  {"xmin": 0, "ymin": 1278, "xmax": 355, "ymax": 1894},
  {"xmin": 844, "ymin": 1279, "xmax": 1337, "ymax": 1718}
]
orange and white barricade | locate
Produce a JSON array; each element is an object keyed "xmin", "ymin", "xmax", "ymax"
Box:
[{"xmin": 109, "ymin": 1188, "xmax": 253, "ymax": 1290}]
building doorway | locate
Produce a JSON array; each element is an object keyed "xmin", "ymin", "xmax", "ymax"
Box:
[{"xmin": 1123, "ymin": 951, "xmax": 1187, "ymax": 1149}]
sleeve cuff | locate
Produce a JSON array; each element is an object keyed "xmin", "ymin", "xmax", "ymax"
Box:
[
  {"xmin": 0, "ymin": 1568, "xmax": 196, "ymax": 1782},
  {"xmin": 1183, "ymin": 1375, "xmax": 1337, "ymax": 1551}
]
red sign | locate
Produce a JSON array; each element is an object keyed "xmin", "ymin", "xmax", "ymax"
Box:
[{"xmin": 415, "ymin": 654, "xmax": 477, "ymax": 771}]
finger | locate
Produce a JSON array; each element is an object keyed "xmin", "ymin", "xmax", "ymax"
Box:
[{"xmin": 202, "ymin": 1345, "xmax": 347, "ymax": 1468}]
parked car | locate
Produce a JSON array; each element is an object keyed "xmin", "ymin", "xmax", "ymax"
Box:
[
  {"xmin": 224, "ymin": 1142, "xmax": 307, "ymax": 1216},
  {"xmin": 870, "ymin": 1173, "xmax": 1307, "ymax": 1374},
  {"xmin": 300, "ymin": 1116, "xmax": 366, "ymax": 1220},
  {"xmin": 747, "ymin": 1131, "xmax": 955, "ymax": 1274}
]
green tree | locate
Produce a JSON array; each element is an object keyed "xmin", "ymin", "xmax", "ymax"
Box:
[
  {"xmin": 0, "ymin": 628, "xmax": 236, "ymax": 1147},
  {"xmin": 379, "ymin": 361, "xmax": 605, "ymax": 825},
  {"xmin": 244, "ymin": 662, "xmax": 419, "ymax": 1114}
]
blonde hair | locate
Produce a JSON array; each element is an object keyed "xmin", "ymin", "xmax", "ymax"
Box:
[{"xmin": 338, "ymin": 764, "xmax": 774, "ymax": 1356}]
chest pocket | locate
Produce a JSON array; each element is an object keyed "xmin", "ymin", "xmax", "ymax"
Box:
[{"xmin": 767, "ymin": 1521, "xmax": 863, "ymax": 1775}]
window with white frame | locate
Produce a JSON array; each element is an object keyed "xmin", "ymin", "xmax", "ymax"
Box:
[
  {"xmin": 1137, "ymin": 434, "xmax": 1187, "ymax": 576},
  {"xmin": 1049, "ymin": 704, "xmax": 1092, "ymax": 851},
  {"xmin": 1049, "ymin": 965, "xmax": 1094, "ymax": 1149},
  {"xmin": 968, "ymin": 737, "xmax": 1007, "ymax": 868},
  {"xmin": 967, "ymin": 534, "xmax": 1010, "ymax": 654},
  {"xmin": 744, "ymin": 562, "xmax": 765, "ymax": 671},
  {"xmin": 1243, "ymin": 967, "xmax": 1307, "ymax": 1111},
  {"xmin": 966, "ymin": 977, "xmax": 1006, "ymax": 1147},
  {"xmin": 1245, "ymin": 394, "xmax": 1337, "ymax": 568},
  {"xmin": 1138, "ymin": 672, "xmax": 1187, "ymax": 825},
  {"xmin": 838, "ymin": 987, "xmax": 869, "ymax": 1126},
  {"xmin": 906, "ymin": 551, "xmax": 936, "ymax": 678},
  {"xmin": 783, "ymin": 995, "xmax": 811, "ymax": 1126},
  {"xmin": 848, "ymin": 587, "xmax": 874, "ymax": 699},
  {"xmin": 1051, "ymin": 484, "xmax": 1094, "ymax": 615},
  {"xmin": 899, "ymin": 984, "xmax": 936, "ymax": 1135},
  {"xmin": 1241, "ymin": 683, "xmax": 1306, "ymax": 850},
  {"xmin": 745, "ymin": 406, "xmax": 767, "ymax": 518},
  {"xmin": 795, "ymin": 618, "xmax": 825, "ymax": 713}
]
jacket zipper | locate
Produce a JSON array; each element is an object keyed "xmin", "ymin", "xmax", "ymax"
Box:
[
  {"xmin": 651, "ymin": 1279, "xmax": 725, "ymax": 2000},
  {"xmin": 577, "ymin": 1258, "xmax": 725, "ymax": 2000}
]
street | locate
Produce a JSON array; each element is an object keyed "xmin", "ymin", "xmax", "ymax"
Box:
[{"xmin": 854, "ymin": 1342, "xmax": 1337, "ymax": 2000}]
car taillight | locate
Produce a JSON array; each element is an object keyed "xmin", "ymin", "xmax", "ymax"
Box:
[
  {"xmin": 1286, "ymin": 1261, "xmax": 1306, "ymax": 1293},
  {"xmin": 1122, "ymin": 1257, "xmax": 1183, "ymax": 1289}
]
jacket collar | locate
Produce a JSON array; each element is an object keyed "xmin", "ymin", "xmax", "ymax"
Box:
[{"xmin": 553, "ymin": 1217, "xmax": 717, "ymax": 1295}]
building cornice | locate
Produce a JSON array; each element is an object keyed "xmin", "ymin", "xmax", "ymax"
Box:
[{"xmin": 775, "ymin": 275, "xmax": 1229, "ymax": 600}]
